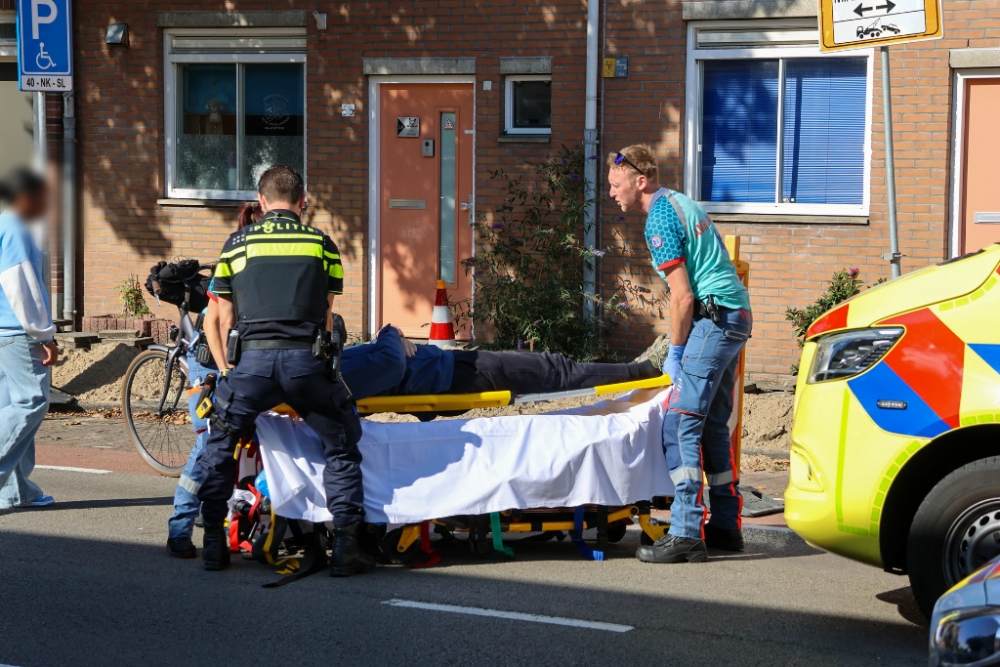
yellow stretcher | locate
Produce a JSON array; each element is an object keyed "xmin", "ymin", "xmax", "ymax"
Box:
[
  {"xmin": 271, "ymin": 374, "xmax": 676, "ymax": 563},
  {"xmin": 354, "ymin": 374, "xmax": 674, "ymax": 415},
  {"xmin": 351, "ymin": 374, "xmax": 676, "ymax": 563}
]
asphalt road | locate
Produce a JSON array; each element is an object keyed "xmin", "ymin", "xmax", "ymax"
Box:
[{"xmin": 0, "ymin": 469, "xmax": 926, "ymax": 667}]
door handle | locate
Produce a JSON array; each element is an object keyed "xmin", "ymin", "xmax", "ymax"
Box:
[{"xmin": 461, "ymin": 196, "xmax": 474, "ymax": 225}]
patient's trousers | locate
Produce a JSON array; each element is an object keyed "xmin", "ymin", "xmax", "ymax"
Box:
[{"xmin": 447, "ymin": 351, "xmax": 658, "ymax": 395}]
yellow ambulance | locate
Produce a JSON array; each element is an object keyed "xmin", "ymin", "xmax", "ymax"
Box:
[{"xmin": 785, "ymin": 244, "xmax": 1000, "ymax": 617}]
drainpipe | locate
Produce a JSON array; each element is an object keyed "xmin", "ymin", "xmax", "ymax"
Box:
[
  {"xmin": 62, "ymin": 91, "xmax": 76, "ymax": 328},
  {"xmin": 33, "ymin": 93, "xmax": 53, "ymax": 312},
  {"xmin": 583, "ymin": 0, "xmax": 600, "ymax": 319}
]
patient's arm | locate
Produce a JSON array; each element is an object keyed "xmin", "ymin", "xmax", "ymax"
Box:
[{"xmin": 339, "ymin": 326, "xmax": 409, "ymax": 399}]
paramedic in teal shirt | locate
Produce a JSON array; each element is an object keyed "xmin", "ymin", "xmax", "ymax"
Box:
[
  {"xmin": 0, "ymin": 168, "xmax": 60, "ymax": 510},
  {"xmin": 607, "ymin": 144, "xmax": 752, "ymax": 564}
]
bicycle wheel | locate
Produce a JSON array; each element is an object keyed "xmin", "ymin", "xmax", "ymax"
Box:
[{"xmin": 121, "ymin": 348, "xmax": 192, "ymax": 476}]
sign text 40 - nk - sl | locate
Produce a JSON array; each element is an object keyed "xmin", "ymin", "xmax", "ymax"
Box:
[
  {"xmin": 819, "ymin": 0, "xmax": 942, "ymax": 52},
  {"xmin": 17, "ymin": 0, "xmax": 73, "ymax": 92}
]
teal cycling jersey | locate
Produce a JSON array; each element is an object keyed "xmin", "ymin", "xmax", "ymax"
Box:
[{"xmin": 644, "ymin": 189, "xmax": 750, "ymax": 311}]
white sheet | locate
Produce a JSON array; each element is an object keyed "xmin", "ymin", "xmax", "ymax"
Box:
[{"xmin": 255, "ymin": 388, "xmax": 675, "ymax": 524}]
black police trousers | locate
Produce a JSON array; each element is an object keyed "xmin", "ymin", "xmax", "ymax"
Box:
[{"xmin": 197, "ymin": 349, "xmax": 364, "ymax": 527}]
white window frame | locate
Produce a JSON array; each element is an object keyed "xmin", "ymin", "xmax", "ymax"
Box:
[
  {"xmin": 163, "ymin": 28, "xmax": 307, "ymax": 200},
  {"xmin": 684, "ymin": 20, "xmax": 874, "ymax": 218},
  {"xmin": 504, "ymin": 74, "xmax": 552, "ymax": 135}
]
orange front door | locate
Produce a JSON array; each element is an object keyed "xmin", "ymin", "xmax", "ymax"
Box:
[
  {"xmin": 379, "ymin": 83, "xmax": 474, "ymax": 339},
  {"xmin": 961, "ymin": 79, "xmax": 1000, "ymax": 254}
]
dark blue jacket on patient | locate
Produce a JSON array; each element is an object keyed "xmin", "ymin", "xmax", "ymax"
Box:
[{"xmin": 340, "ymin": 325, "xmax": 455, "ymax": 399}]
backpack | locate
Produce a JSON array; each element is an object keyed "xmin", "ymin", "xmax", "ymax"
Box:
[{"xmin": 145, "ymin": 260, "xmax": 212, "ymax": 312}]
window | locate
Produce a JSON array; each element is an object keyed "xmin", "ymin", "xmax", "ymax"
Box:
[
  {"xmin": 505, "ymin": 75, "xmax": 551, "ymax": 135},
  {"xmin": 164, "ymin": 29, "xmax": 306, "ymax": 199},
  {"xmin": 0, "ymin": 12, "xmax": 15, "ymax": 58},
  {"xmin": 685, "ymin": 21, "xmax": 872, "ymax": 216}
]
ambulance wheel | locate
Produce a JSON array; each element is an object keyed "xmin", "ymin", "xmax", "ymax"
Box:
[
  {"xmin": 607, "ymin": 521, "xmax": 629, "ymax": 544},
  {"xmin": 908, "ymin": 457, "xmax": 1000, "ymax": 619},
  {"xmin": 640, "ymin": 531, "xmax": 655, "ymax": 546},
  {"xmin": 381, "ymin": 527, "xmax": 420, "ymax": 564}
]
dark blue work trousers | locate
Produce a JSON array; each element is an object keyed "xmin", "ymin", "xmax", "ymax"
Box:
[
  {"xmin": 197, "ymin": 349, "xmax": 364, "ymax": 527},
  {"xmin": 665, "ymin": 307, "xmax": 752, "ymax": 540}
]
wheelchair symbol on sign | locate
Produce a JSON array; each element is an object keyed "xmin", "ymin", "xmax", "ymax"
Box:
[{"xmin": 35, "ymin": 43, "xmax": 55, "ymax": 70}]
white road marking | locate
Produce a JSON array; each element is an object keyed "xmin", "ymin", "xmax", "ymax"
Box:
[
  {"xmin": 36, "ymin": 465, "xmax": 111, "ymax": 474},
  {"xmin": 382, "ymin": 599, "xmax": 633, "ymax": 633}
]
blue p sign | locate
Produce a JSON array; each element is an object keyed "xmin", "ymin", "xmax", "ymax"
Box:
[{"xmin": 17, "ymin": 0, "xmax": 74, "ymax": 92}]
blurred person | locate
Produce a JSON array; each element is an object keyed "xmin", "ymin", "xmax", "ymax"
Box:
[
  {"xmin": 165, "ymin": 202, "xmax": 260, "ymax": 557},
  {"xmin": 0, "ymin": 167, "xmax": 59, "ymax": 510}
]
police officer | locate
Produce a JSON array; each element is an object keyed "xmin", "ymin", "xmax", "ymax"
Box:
[
  {"xmin": 607, "ymin": 145, "xmax": 753, "ymax": 564},
  {"xmin": 196, "ymin": 165, "xmax": 375, "ymax": 577}
]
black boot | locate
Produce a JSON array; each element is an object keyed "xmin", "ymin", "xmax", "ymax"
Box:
[
  {"xmin": 330, "ymin": 522, "xmax": 377, "ymax": 577},
  {"xmin": 203, "ymin": 524, "xmax": 231, "ymax": 571},
  {"xmin": 636, "ymin": 534, "xmax": 708, "ymax": 564},
  {"xmin": 704, "ymin": 524, "xmax": 745, "ymax": 552}
]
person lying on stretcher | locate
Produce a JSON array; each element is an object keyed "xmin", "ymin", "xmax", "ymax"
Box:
[{"xmin": 339, "ymin": 325, "xmax": 668, "ymax": 401}]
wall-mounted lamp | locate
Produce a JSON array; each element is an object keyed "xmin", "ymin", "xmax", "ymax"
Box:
[
  {"xmin": 312, "ymin": 11, "xmax": 327, "ymax": 30},
  {"xmin": 105, "ymin": 23, "xmax": 129, "ymax": 47}
]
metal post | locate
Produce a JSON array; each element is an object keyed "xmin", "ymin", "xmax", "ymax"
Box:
[
  {"xmin": 582, "ymin": 0, "xmax": 600, "ymax": 320},
  {"xmin": 880, "ymin": 46, "xmax": 902, "ymax": 278},
  {"xmin": 62, "ymin": 91, "xmax": 76, "ymax": 327}
]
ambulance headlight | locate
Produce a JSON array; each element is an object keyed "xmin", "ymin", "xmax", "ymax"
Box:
[
  {"xmin": 808, "ymin": 328, "xmax": 902, "ymax": 383},
  {"xmin": 931, "ymin": 608, "xmax": 1000, "ymax": 666}
]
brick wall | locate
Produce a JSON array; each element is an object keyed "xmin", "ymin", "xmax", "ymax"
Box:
[
  {"xmin": 69, "ymin": 0, "xmax": 995, "ymax": 376},
  {"xmin": 72, "ymin": 0, "xmax": 589, "ymax": 337}
]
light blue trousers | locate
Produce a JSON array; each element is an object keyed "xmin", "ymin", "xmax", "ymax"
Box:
[
  {"xmin": 0, "ymin": 334, "xmax": 51, "ymax": 509},
  {"xmin": 167, "ymin": 352, "xmax": 215, "ymax": 539}
]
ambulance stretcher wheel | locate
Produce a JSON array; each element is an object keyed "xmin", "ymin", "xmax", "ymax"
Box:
[
  {"xmin": 380, "ymin": 527, "xmax": 420, "ymax": 564},
  {"xmin": 607, "ymin": 521, "xmax": 629, "ymax": 544}
]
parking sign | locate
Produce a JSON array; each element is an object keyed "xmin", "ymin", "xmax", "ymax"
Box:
[{"xmin": 17, "ymin": 0, "xmax": 73, "ymax": 92}]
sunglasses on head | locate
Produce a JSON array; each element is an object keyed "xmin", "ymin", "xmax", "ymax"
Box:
[{"xmin": 614, "ymin": 152, "xmax": 643, "ymax": 175}]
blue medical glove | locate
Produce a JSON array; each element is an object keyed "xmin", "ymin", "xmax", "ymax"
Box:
[{"xmin": 663, "ymin": 344, "xmax": 685, "ymax": 382}]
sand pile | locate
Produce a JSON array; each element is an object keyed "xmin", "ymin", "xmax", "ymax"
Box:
[
  {"xmin": 52, "ymin": 343, "xmax": 141, "ymax": 406},
  {"xmin": 741, "ymin": 392, "xmax": 794, "ymax": 452}
]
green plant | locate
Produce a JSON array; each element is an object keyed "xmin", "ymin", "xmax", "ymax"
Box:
[
  {"xmin": 115, "ymin": 274, "xmax": 151, "ymax": 318},
  {"xmin": 457, "ymin": 147, "xmax": 649, "ymax": 361},
  {"xmin": 785, "ymin": 268, "xmax": 868, "ymax": 374}
]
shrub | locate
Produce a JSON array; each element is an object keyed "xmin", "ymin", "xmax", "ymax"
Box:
[
  {"xmin": 785, "ymin": 268, "xmax": 879, "ymax": 374},
  {"xmin": 458, "ymin": 147, "xmax": 649, "ymax": 361},
  {"xmin": 116, "ymin": 274, "xmax": 151, "ymax": 318}
]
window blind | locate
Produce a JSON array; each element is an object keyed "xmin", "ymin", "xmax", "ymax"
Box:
[
  {"xmin": 699, "ymin": 56, "xmax": 867, "ymax": 206},
  {"xmin": 781, "ymin": 58, "xmax": 867, "ymax": 204},
  {"xmin": 700, "ymin": 59, "xmax": 779, "ymax": 203}
]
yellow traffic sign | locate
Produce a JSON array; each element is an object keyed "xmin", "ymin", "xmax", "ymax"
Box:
[{"xmin": 819, "ymin": 0, "xmax": 942, "ymax": 52}]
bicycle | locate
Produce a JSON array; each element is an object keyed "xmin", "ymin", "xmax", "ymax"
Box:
[{"xmin": 120, "ymin": 264, "xmax": 213, "ymax": 476}]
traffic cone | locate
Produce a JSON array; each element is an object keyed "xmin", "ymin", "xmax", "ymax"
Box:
[{"xmin": 428, "ymin": 280, "xmax": 456, "ymax": 348}]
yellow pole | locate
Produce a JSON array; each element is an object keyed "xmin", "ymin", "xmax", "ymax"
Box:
[{"xmin": 723, "ymin": 235, "xmax": 749, "ymax": 476}]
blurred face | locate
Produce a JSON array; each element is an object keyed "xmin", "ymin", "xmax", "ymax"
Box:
[
  {"xmin": 608, "ymin": 166, "xmax": 644, "ymax": 214},
  {"xmin": 15, "ymin": 187, "xmax": 48, "ymax": 221}
]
